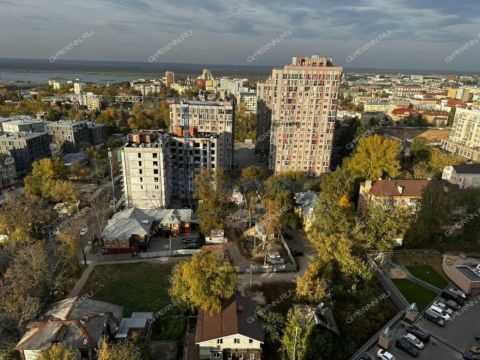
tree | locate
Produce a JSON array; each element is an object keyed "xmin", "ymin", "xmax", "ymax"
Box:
[
  {"xmin": 0, "ymin": 242, "xmax": 49, "ymax": 331},
  {"xmin": 410, "ymin": 137, "xmax": 431, "ymax": 165},
  {"xmin": 239, "ymin": 166, "xmax": 266, "ymax": 226},
  {"xmin": 169, "ymin": 251, "xmax": 237, "ymax": 315},
  {"xmin": 24, "ymin": 157, "xmax": 68, "ymax": 198},
  {"xmin": 38, "ymin": 344, "xmax": 77, "ymax": 360},
  {"xmin": 256, "ymin": 309, "xmax": 284, "ymax": 343},
  {"xmin": 194, "ymin": 169, "xmax": 232, "ymax": 236},
  {"xmin": 97, "ymin": 338, "xmax": 142, "ymax": 360},
  {"xmin": 346, "ymin": 135, "xmax": 401, "ymax": 180},
  {"xmin": 281, "ymin": 307, "xmax": 315, "ymax": 360},
  {"xmin": 296, "ymin": 261, "xmax": 329, "ymax": 303},
  {"xmin": 70, "ymin": 160, "xmax": 90, "ymax": 180}
]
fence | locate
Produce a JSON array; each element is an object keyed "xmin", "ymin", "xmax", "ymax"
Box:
[{"xmin": 139, "ymin": 249, "xmax": 200, "ymax": 258}]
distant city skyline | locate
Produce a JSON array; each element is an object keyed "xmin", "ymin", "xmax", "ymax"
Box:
[{"xmin": 1, "ymin": 0, "xmax": 479, "ymax": 72}]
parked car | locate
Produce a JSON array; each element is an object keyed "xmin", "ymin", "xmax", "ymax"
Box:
[
  {"xmin": 464, "ymin": 351, "xmax": 480, "ymax": 360},
  {"xmin": 439, "ymin": 297, "xmax": 461, "ymax": 310},
  {"xmin": 396, "ymin": 337, "xmax": 420, "ymax": 357},
  {"xmin": 448, "ymin": 287, "xmax": 467, "ymax": 299},
  {"xmin": 406, "ymin": 325, "xmax": 430, "ymax": 343},
  {"xmin": 442, "ymin": 289, "xmax": 465, "ymax": 305},
  {"xmin": 183, "ymin": 243, "xmax": 200, "ymax": 249},
  {"xmin": 429, "ymin": 305, "xmax": 452, "ymax": 322},
  {"xmin": 433, "ymin": 300, "xmax": 454, "ymax": 315},
  {"xmin": 403, "ymin": 334, "xmax": 424, "ymax": 350},
  {"xmin": 376, "ymin": 349, "xmax": 395, "ymax": 360},
  {"xmin": 357, "ymin": 352, "xmax": 374, "ymax": 360},
  {"xmin": 182, "ymin": 237, "xmax": 200, "ymax": 244},
  {"xmin": 424, "ymin": 308, "xmax": 446, "ymax": 326}
]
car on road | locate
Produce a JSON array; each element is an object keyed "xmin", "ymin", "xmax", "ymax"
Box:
[
  {"xmin": 433, "ymin": 300, "xmax": 455, "ymax": 315},
  {"xmin": 406, "ymin": 325, "xmax": 430, "ymax": 343},
  {"xmin": 429, "ymin": 304, "xmax": 452, "ymax": 322},
  {"xmin": 396, "ymin": 337, "xmax": 420, "ymax": 357},
  {"xmin": 376, "ymin": 349, "xmax": 395, "ymax": 360},
  {"xmin": 403, "ymin": 333, "xmax": 424, "ymax": 350},
  {"xmin": 423, "ymin": 308, "xmax": 446, "ymax": 326}
]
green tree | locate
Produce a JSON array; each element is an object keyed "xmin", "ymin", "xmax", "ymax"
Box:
[
  {"xmin": 281, "ymin": 307, "xmax": 315, "ymax": 360},
  {"xmin": 296, "ymin": 261, "xmax": 330, "ymax": 303},
  {"xmin": 239, "ymin": 166, "xmax": 267, "ymax": 226},
  {"xmin": 194, "ymin": 169, "xmax": 232, "ymax": 236},
  {"xmin": 38, "ymin": 344, "xmax": 77, "ymax": 360},
  {"xmin": 169, "ymin": 251, "xmax": 237, "ymax": 315}
]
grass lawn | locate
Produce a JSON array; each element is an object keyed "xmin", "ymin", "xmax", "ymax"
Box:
[
  {"xmin": 394, "ymin": 251, "xmax": 448, "ymax": 281},
  {"xmin": 79, "ymin": 262, "xmax": 185, "ymax": 342},
  {"xmin": 406, "ymin": 265, "xmax": 448, "ymax": 289},
  {"xmin": 392, "ymin": 279, "xmax": 437, "ymax": 311}
]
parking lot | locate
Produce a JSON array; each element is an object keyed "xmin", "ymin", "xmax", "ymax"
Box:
[
  {"xmin": 148, "ymin": 232, "xmax": 201, "ymax": 252},
  {"xmin": 361, "ymin": 288, "xmax": 480, "ymax": 359}
]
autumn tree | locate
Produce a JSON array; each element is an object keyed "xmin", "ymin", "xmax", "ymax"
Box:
[
  {"xmin": 296, "ymin": 261, "xmax": 330, "ymax": 303},
  {"xmin": 169, "ymin": 251, "xmax": 237, "ymax": 314},
  {"xmin": 281, "ymin": 307, "xmax": 315, "ymax": 360},
  {"xmin": 194, "ymin": 169, "xmax": 232, "ymax": 236},
  {"xmin": 239, "ymin": 166, "xmax": 267, "ymax": 226},
  {"xmin": 346, "ymin": 134, "xmax": 401, "ymax": 180},
  {"xmin": 97, "ymin": 338, "xmax": 142, "ymax": 360},
  {"xmin": 38, "ymin": 344, "xmax": 77, "ymax": 360}
]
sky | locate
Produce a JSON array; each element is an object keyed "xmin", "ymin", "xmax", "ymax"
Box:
[{"xmin": 0, "ymin": 0, "xmax": 479, "ymax": 71}]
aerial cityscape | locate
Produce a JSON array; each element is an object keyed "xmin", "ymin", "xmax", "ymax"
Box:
[{"xmin": 1, "ymin": 1, "xmax": 480, "ymax": 360}]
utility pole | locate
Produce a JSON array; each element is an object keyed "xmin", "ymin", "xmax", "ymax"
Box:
[
  {"xmin": 292, "ymin": 326, "xmax": 298, "ymax": 360},
  {"xmin": 108, "ymin": 148, "xmax": 115, "ymax": 201}
]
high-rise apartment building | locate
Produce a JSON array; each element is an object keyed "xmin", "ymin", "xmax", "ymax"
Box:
[
  {"xmin": 262, "ymin": 56, "xmax": 343, "ymax": 176},
  {"xmin": 441, "ymin": 108, "xmax": 480, "ymax": 161},
  {"xmin": 121, "ymin": 131, "xmax": 171, "ymax": 209},
  {"xmin": 170, "ymin": 100, "xmax": 234, "ymax": 171}
]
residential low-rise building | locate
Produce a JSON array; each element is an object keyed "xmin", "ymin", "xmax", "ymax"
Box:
[
  {"xmin": 442, "ymin": 164, "xmax": 480, "ymax": 189},
  {"xmin": 358, "ymin": 179, "xmax": 434, "ymax": 216},
  {"xmin": 15, "ymin": 297, "xmax": 123, "ymax": 360},
  {"xmin": 195, "ymin": 294, "xmax": 264, "ymax": 360}
]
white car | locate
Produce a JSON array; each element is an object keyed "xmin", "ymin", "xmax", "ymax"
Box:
[
  {"xmin": 429, "ymin": 305, "xmax": 452, "ymax": 322},
  {"xmin": 433, "ymin": 300, "xmax": 454, "ymax": 315},
  {"xmin": 403, "ymin": 333, "xmax": 424, "ymax": 350},
  {"xmin": 377, "ymin": 349, "xmax": 395, "ymax": 360}
]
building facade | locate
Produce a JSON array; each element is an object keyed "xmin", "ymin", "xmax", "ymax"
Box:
[
  {"xmin": 442, "ymin": 164, "xmax": 480, "ymax": 189},
  {"xmin": 441, "ymin": 108, "xmax": 480, "ymax": 160},
  {"xmin": 46, "ymin": 120, "xmax": 106, "ymax": 153},
  {"xmin": 0, "ymin": 132, "xmax": 51, "ymax": 174},
  {"xmin": 263, "ymin": 56, "xmax": 343, "ymax": 176},
  {"xmin": 121, "ymin": 131, "xmax": 171, "ymax": 209},
  {"xmin": 0, "ymin": 154, "xmax": 16, "ymax": 188},
  {"xmin": 1, "ymin": 116, "xmax": 45, "ymax": 133},
  {"xmin": 170, "ymin": 100, "xmax": 234, "ymax": 171}
]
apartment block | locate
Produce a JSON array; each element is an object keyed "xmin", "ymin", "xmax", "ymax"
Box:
[
  {"xmin": 121, "ymin": 131, "xmax": 171, "ymax": 209},
  {"xmin": 239, "ymin": 91, "xmax": 257, "ymax": 113},
  {"xmin": 0, "ymin": 116, "xmax": 45, "ymax": 133},
  {"xmin": 170, "ymin": 100, "xmax": 234, "ymax": 171},
  {"xmin": 46, "ymin": 120, "xmax": 107, "ymax": 153},
  {"xmin": 263, "ymin": 56, "xmax": 343, "ymax": 176},
  {"xmin": 441, "ymin": 108, "xmax": 480, "ymax": 161},
  {"xmin": 256, "ymin": 79, "xmax": 273, "ymax": 155},
  {"xmin": 0, "ymin": 132, "xmax": 51, "ymax": 174}
]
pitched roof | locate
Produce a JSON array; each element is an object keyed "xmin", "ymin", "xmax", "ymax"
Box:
[
  {"xmin": 369, "ymin": 179, "xmax": 432, "ymax": 197},
  {"xmin": 16, "ymin": 297, "xmax": 123, "ymax": 351},
  {"xmin": 195, "ymin": 294, "xmax": 264, "ymax": 344},
  {"xmin": 392, "ymin": 108, "xmax": 419, "ymax": 116},
  {"xmin": 452, "ymin": 164, "xmax": 480, "ymax": 174}
]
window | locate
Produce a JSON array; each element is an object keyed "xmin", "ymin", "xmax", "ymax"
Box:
[
  {"xmin": 138, "ymin": 161, "xmax": 142, "ymax": 166},
  {"xmin": 153, "ymin": 153, "xmax": 158, "ymax": 158},
  {"xmin": 217, "ymin": 339, "xmax": 223, "ymax": 344},
  {"xmin": 249, "ymin": 339, "xmax": 253, "ymax": 344},
  {"xmin": 234, "ymin": 338, "xmax": 240, "ymax": 344},
  {"xmin": 137, "ymin": 153, "xmax": 141, "ymax": 158},
  {"xmin": 214, "ymin": 352, "xmax": 222, "ymax": 358},
  {"xmin": 153, "ymin": 161, "xmax": 158, "ymax": 166},
  {"xmin": 249, "ymin": 354, "xmax": 255, "ymax": 360},
  {"xmin": 154, "ymin": 177, "xmax": 159, "ymax": 183}
]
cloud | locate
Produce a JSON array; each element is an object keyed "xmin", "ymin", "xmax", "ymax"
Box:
[{"xmin": 0, "ymin": 0, "xmax": 479, "ymax": 70}]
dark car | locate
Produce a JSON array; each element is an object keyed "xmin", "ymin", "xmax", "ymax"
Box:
[
  {"xmin": 441, "ymin": 289, "xmax": 465, "ymax": 305},
  {"xmin": 439, "ymin": 297, "xmax": 461, "ymax": 310},
  {"xmin": 183, "ymin": 243, "xmax": 201, "ymax": 249},
  {"xmin": 182, "ymin": 237, "xmax": 200, "ymax": 244},
  {"xmin": 356, "ymin": 352, "xmax": 374, "ymax": 360},
  {"xmin": 396, "ymin": 337, "xmax": 419, "ymax": 357},
  {"xmin": 464, "ymin": 351, "xmax": 480, "ymax": 360},
  {"xmin": 406, "ymin": 325, "xmax": 430, "ymax": 343}
]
